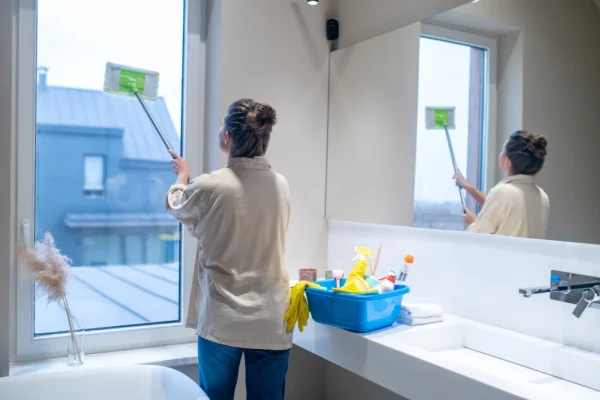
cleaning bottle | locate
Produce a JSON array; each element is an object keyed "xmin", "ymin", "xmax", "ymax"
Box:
[
  {"xmin": 365, "ymin": 269, "xmax": 393, "ymax": 288},
  {"xmin": 378, "ymin": 274, "xmax": 396, "ymax": 294},
  {"xmin": 333, "ymin": 247, "xmax": 378, "ymax": 294},
  {"xmin": 397, "ymin": 255, "xmax": 414, "ymax": 283}
]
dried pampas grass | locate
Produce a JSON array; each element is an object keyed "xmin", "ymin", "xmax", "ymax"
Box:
[
  {"xmin": 17, "ymin": 232, "xmax": 82, "ymax": 364},
  {"xmin": 18, "ymin": 232, "xmax": 71, "ymax": 302}
]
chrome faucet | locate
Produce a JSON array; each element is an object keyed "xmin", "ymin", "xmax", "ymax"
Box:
[
  {"xmin": 572, "ymin": 286, "xmax": 600, "ymax": 318},
  {"xmin": 518, "ymin": 270, "xmax": 600, "ymax": 319}
]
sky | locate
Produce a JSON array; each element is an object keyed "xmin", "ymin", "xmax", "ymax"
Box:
[{"xmin": 37, "ymin": 0, "xmax": 185, "ymax": 134}]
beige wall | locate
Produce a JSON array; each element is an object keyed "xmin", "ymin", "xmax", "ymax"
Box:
[
  {"xmin": 202, "ymin": 0, "xmax": 222, "ymax": 174},
  {"xmin": 204, "ymin": 0, "xmax": 337, "ymax": 277},
  {"xmin": 453, "ymin": 0, "xmax": 600, "ymax": 244},
  {"xmin": 336, "ymin": 0, "xmax": 473, "ymax": 48},
  {"xmin": 326, "ymin": 23, "xmax": 421, "ymax": 226}
]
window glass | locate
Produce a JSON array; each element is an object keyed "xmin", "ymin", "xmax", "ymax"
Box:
[
  {"xmin": 34, "ymin": 0, "xmax": 185, "ymax": 336},
  {"xmin": 84, "ymin": 155, "xmax": 105, "ymax": 194}
]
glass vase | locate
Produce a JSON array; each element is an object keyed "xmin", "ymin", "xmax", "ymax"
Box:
[{"xmin": 67, "ymin": 320, "xmax": 85, "ymax": 366}]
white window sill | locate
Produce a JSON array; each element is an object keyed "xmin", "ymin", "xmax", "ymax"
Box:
[{"xmin": 10, "ymin": 342, "xmax": 197, "ymax": 377}]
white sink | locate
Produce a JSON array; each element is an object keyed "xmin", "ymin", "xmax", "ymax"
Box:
[{"xmin": 376, "ymin": 318, "xmax": 600, "ymax": 397}]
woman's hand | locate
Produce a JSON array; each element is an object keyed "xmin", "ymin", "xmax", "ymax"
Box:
[
  {"xmin": 462, "ymin": 206, "xmax": 476, "ymax": 226},
  {"xmin": 168, "ymin": 150, "xmax": 190, "ymax": 184},
  {"xmin": 454, "ymin": 170, "xmax": 468, "ymax": 189}
]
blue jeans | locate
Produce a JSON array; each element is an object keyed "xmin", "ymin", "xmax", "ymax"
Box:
[{"xmin": 197, "ymin": 336, "xmax": 291, "ymax": 400}]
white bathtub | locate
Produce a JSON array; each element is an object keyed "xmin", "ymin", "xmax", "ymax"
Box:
[{"xmin": 0, "ymin": 365, "xmax": 208, "ymax": 400}]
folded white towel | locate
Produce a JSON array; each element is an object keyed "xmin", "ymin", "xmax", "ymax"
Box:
[
  {"xmin": 399, "ymin": 303, "xmax": 444, "ymax": 318},
  {"xmin": 398, "ymin": 315, "xmax": 444, "ymax": 326}
]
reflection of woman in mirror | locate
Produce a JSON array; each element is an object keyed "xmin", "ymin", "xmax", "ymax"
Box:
[{"xmin": 455, "ymin": 130, "xmax": 550, "ymax": 239}]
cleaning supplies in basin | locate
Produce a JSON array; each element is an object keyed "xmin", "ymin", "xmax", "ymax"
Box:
[
  {"xmin": 398, "ymin": 303, "xmax": 444, "ymax": 326},
  {"xmin": 306, "ymin": 279, "xmax": 410, "ymax": 333},
  {"xmin": 333, "ymin": 247, "xmax": 378, "ymax": 294},
  {"xmin": 285, "ymin": 281, "xmax": 326, "ymax": 332}
]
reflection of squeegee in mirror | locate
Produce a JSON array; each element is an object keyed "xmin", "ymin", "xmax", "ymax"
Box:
[
  {"xmin": 425, "ymin": 106, "xmax": 466, "ymax": 212},
  {"xmin": 103, "ymin": 63, "xmax": 174, "ymax": 155}
]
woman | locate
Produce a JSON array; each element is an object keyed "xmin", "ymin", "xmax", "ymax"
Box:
[
  {"xmin": 456, "ymin": 130, "xmax": 550, "ymax": 239},
  {"xmin": 166, "ymin": 99, "xmax": 292, "ymax": 400}
]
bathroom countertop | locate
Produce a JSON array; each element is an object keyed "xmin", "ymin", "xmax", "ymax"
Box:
[{"xmin": 292, "ymin": 315, "xmax": 600, "ymax": 400}]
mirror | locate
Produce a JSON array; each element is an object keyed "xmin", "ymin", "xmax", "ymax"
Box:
[{"xmin": 326, "ymin": 0, "xmax": 600, "ymax": 245}]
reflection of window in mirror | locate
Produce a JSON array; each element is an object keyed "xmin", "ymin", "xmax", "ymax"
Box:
[{"xmin": 413, "ymin": 25, "xmax": 496, "ymax": 232}]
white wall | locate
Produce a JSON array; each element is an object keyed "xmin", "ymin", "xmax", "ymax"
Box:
[
  {"xmin": 336, "ymin": 0, "xmax": 473, "ymax": 48},
  {"xmin": 0, "ymin": 0, "xmax": 17, "ymax": 379},
  {"xmin": 329, "ymin": 220, "xmax": 600, "ymax": 354},
  {"xmin": 434, "ymin": 0, "xmax": 600, "ymax": 245},
  {"xmin": 326, "ymin": 23, "xmax": 421, "ymax": 226},
  {"xmin": 204, "ymin": 0, "xmax": 337, "ymax": 278}
]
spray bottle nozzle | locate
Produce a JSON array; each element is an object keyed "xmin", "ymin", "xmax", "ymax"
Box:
[{"xmin": 352, "ymin": 246, "xmax": 373, "ymax": 262}]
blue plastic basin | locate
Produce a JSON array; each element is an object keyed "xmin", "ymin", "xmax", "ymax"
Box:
[{"xmin": 305, "ymin": 279, "xmax": 410, "ymax": 333}]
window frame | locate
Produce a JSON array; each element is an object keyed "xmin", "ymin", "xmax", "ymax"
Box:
[
  {"xmin": 421, "ymin": 24, "xmax": 498, "ymax": 194},
  {"xmin": 14, "ymin": 0, "xmax": 205, "ymax": 361}
]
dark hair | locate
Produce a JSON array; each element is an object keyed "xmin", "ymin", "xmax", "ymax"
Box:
[
  {"xmin": 224, "ymin": 99, "xmax": 277, "ymax": 158},
  {"xmin": 504, "ymin": 130, "xmax": 548, "ymax": 176}
]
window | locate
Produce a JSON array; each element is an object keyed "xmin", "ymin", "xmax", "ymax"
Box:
[
  {"xmin": 16, "ymin": 0, "xmax": 203, "ymax": 359},
  {"xmin": 84, "ymin": 155, "xmax": 105, "ymax": 196},
  {"xmin": 413, "ymin": 25, "xmax": 496, "ymax": 231}
]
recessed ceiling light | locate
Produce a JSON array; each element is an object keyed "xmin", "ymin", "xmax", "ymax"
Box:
[{"xmin": 307, "ymin": 0, "xmax": 319, "ymax": 5}]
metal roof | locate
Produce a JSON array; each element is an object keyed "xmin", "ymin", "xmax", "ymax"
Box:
[{"xmin": 37, "ymin": 86, "xmax": 180, "ymax": 163}]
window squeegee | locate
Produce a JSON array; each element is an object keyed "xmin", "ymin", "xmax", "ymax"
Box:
[
  {"xmin": 103, "ymin": 62, "xmax": 174, "ymax": 155},
  {"xmin": 424, "ymin": 106, "xmax": 467, "ymax": 211}
]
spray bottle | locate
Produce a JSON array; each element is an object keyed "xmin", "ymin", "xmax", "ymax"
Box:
[
  {"xmin": 350, "ymin": 247, "xmax": 372, "ymax": 281},
  {"xmin": 333, "ymin": 247, "xmax": 377, "ymax": 293}
]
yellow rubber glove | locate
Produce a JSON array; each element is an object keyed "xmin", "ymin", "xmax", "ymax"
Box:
[{"xmin": 285, "ymin": 281, "xmax": 325, "ymax": 333}]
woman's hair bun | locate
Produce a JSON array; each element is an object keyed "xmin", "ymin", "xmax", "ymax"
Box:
[
  {"xmin": 532, "ymin": 135, "xmax": 548, "ymax": 151},
  {"xmin": 247, "ymin": 103, "xmax": 277, "ymax": 129},
  {"xmin": 506, "ymin": 130, "xmax": 547, "ymax": 175},
  {"xmin": 529, "ymin": 134, "xmax": 548, "ymax": 158}
]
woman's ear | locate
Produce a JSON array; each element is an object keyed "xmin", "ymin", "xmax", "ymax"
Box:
[{"xmin": 503, "ymin": 155, "xmax": 512, "ymax": 173}]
